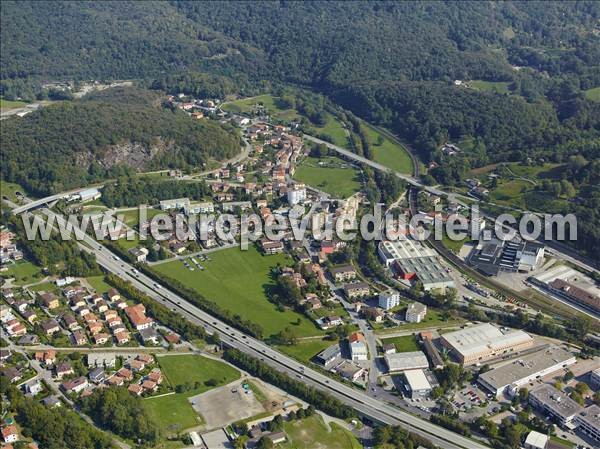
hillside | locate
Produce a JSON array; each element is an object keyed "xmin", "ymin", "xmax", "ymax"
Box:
[{"xmin": 0, "ymin": 87, "xmax": 241, "ymax": 195}]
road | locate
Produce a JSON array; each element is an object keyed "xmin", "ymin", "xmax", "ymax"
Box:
[{"xmin": 33, "ymin": 208, "xmax": 489, "ymax": 449}]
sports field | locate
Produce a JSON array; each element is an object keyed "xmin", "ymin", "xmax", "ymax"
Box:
[
  {"xmin": 294, "ymin": 155, "xmax": 362, "ymax": 198},
  {"xmin": 152, "ymin": 246, "xmax": 322, "ymax": 338}
]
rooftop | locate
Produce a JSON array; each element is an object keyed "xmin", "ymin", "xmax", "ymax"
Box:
[
  {"xmin": 441, "ymin": 323, "xmax": 532, "ymax": 358},
  {"xmin": 576, "ymin": 404, "xmax": 600, "ymax": 431},
  {"xmin": 479, "ymin": 345, "xmax": 574, "ymax": 390},
  {"xmin": 530, "ymin": 384, "xmax": 583, "ymax": 419},
  {"xmin": 404, "ymin": 369, "xmax": 432, "ymax": 391},
  {"xmin": 384, "ymin": 351, "xmax": 429, "ymax": 372}
]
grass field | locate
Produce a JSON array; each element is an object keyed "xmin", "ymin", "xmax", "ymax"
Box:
[
  {"xmin": 362, "ymin": 124, "xmax": 414, "ymax": 174},
  {"xmin": 376, "ymin": 309, "xmax": 463, "ymax": 334},
  {"xmin": 0, "ymin": 98, "xmax": 27, "ymax": 110},
  {"xmin": 294, "ymin": 155, "xmax": 362, "ymax": 198},
  {"xmin": 380, "ymin": 335, "xmax": 419, "ymax": 353},
  {"xmin": 276, "ymin": 338, "xmax": 337, "ymax": 364},
  {"xmin": 467, "ymin": 80, "xmax": 511, "ymax": 94},
  {"xmin": 2, "ymin": 261, "xmax": 43, "ymax": 285},
  {"xmin": 118, "ymin": 207, "xmax": 163, "ymax": 227},
  {"xmin": 584, "ymin": 86, "xmax": 600, "ymax": 102},
  {"xmin": 222, "ymin": 94, "xmax": 300, "ymax": 122},
  {"xmin": 442, "ymin": 230, "xmax": 469, "ymax": 253},
  {"xmin": 282, "ymin": 415, "xmax": 362, "ymax": 449},
  {"xmin": 86, "ymin": 276, "xmax": 112, "ymax": 294},
  {"xmin": 312, "ymin": 114, "xmax": 349, "ymax": 147},
  {"xmin": 0, "ymin": 180, "xmax": 29, "ymax": 203},
  {"xmin": 143, "ymin": 355, "xmax": 240, "ymax": 434},
  {"xmin": 152, "ymin": 246, "xmax": 322, "ymax": 339}
]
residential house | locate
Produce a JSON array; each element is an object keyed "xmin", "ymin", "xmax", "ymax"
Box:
[
  {"xmin": 88, "ymin": 367, "xmax": 106, "ymax": 384},
  {"xmin": 40, "ymin": 319, "xmax": 61, "ymax": 336},
  {"xmin": 329, "ymin": 265, "xmax": 356, "ymax": 283},
  {"xmin": 93, "ymin": 333, "xmax": 110, "ymax": 345},
  {"xmin": 344, "ymin": 282, "xmax": 370, "ymax": 299},
  {"xmin": 71, "ymin": 330, "xmax": 87, "ymax": 346},
  {"xmin": 128, "ymin": 384, "xmax": 143, "ymax": 396},
  {"xmin": 1, "ymin": 425, "xmax": 19, "ymax": 443},
  {"xmin": 55, "ymin": 362, "xmax": 74, "ymax": 380},
  {"xmin": 39, "ymin": 292, "xmax": 59, "ymax": 309},
  {"xmin": 348, "ymin": 332, "xmax": 368, "ymax": 361},
  {"xmin": 61, "ymin": 376, "xmax": 88, "ymax": 394},
  {"xmin": 124, "ymin": 303, "xmax": 153, "ymax": 330}
]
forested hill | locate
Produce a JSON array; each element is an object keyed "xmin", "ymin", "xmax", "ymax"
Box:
[{"xmin": 0, "ymin": 87, "xmax": 241, "ymax": 195}]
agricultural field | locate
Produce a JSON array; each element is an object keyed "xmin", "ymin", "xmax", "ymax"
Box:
[
  {"xmin": 467, "ymin": 80, "xmax": 511, "ymax": 94},
  {"xmin": 282, "ymin": 415, "xmax": 363, "ymax": 449},
  {"xmin": 222, "ymin": 94, "xmax": 300, "ymax": 122},
  {"xmin": 311, "ymin": 113, "xmax": 349, "ymax": 147},
  {"xmin": 294, "ymin": 155, "xmax": 362, "ymax": 198},
  {"xmin": 152, "ymin": 246, "xmax": 322, "ymax": 339},
  {"xmin": 362, "ymin": 124, "xmax": 414, "ymax": 174},
  {"xmin": 0, "ymin": 98, "xmax": 27, "ymax": 110},
  {"xmin": 584, "ymin": 86, "xmax": 600, "ymax": 102},
  {"xmin": 276, "ymin": 337, "xmax": 337, "ymax": 364},
  {"xmin": 380, "ymin": 334, "xmax": 419, "ymax": 353},
  {"xmin": 143, "ymin": 354, "xmax": 240, "ymax": 434}
]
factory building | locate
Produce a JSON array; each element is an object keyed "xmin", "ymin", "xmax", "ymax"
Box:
[
  {"xmin": 478, "ymin": 345, "xmax": 576, "ymax": 398},
  {"xmin": 384, "ymin": 351, "xmax": 429, "ymax": 373},
  {"xmin": 529, "ymin": 385, "xmax": 582, "ymax": 427},
  {"xmin": 440, "ymin": 323, "xmax": 534, "ymax": 365}
]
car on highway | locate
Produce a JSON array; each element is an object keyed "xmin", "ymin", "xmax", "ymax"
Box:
[{"xmin": 154, "ymin": 283, "xmax": 161, "ymax": 289}]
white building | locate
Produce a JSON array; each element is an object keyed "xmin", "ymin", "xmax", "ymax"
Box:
[
  {"xmin": 159, "ymin": 197, "xmax": 190, "ymax": 211},
  {"xmin": 529, "ymin": 385, "xmax": 582, "ymax": 427},
  {"xmin": 349, "ymin": 333, "xmax": 368, "ymax": 361},
  {"xmin": 184, "ymin": 201, "xmax": 214, "ymax": 215},
  {"xmin": 287, "ymin": 187, "xmax": 307, "ymax": 205},
  {"xmin": 440, "ymin": 323, "xmax": 534, "ymax": 365},
  {"xmin": 384, "ymin": 351, "xmax": 429, "ymax": 373},
  {"xmin": 378, "ymin": 290, "xmax": 400, "ymax": 310},
  {"xmin": 403, "ymin": 369, "xmax": 432, "ymax": 399},
  {"xmin": 405, "ymin": 302, "xmax": 427, "ymax": 323},
  {"xmin": 78, "ymin": 188, "xmax": 101, "ymax": 202},
  {"xmin": 523, "ymin": 430, "xmax": 548, "ymax": 449},
  {"xmin": 478, "ymin": 345, "xmax": 576, "ymax": 398},
  {"xmin": 590, "ymin": 368, "xmax": 600, "ymax": 390}
]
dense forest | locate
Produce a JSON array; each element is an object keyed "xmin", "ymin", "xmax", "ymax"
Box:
[{"xmin": 1, "ymin": 87, "xmax": 241, "ymax": 195}]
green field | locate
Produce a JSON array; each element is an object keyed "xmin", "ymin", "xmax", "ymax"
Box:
[
  {"xmin": 117, "ymin": 207, "xmax": 163, "ymax": 227},
  {"xmin": 362, "ymin": 124, "xmax": 414, "ymax": 174},
  {"xmin": 0, "ymin": 180, "xmax": 29, "ymax": 203},
  {"xmin": 282, "ymin": 415, "xmax": 362, "ymax": 449},
  {"xmin": 222, "ymin": 94, "xmax": 300, "ymax": 121},
  {"xmin": 276, "ymin": 338, "xmax": 337, "ymax": 364},
  {"xmin": 442, "ymin": 230, "xmax": 469, "ymax": 253},
  {"xmin": 152, "ymin": 246, "xmax": 322, "ymax": 339},
  {"xmin": 86, "ymin": 276, "xmax": 112, "ymax": 294},
  {"xmin": 467, "ymin": 80, "xmax": 511, "ymax": 94},
  {"xmin": 28, "ymin": 281, "xmax": 59, "ymax": 294},
  {"xmin": 1, "ymin": 261, "xmax": 43, "ymax": 285},
  {"xmin": 312, "ymin": 114, "xmax": 349, "ymax": 147},
  {"xmin": 380, "ymin": 334, "xmax": 419, "ymax": 353},
  {"xmin": 143, "ymin": 354, "xmax": 240, "ymax": 434},
  {"xmin": 584, "ymin": 86, "xmax": 600, "ymax": 102},
  {"xmin": 294, "ymin": 155, "xmax": 362, "ymax": 198},
  {"xmin": 376, "ymin": 309, "xmax": 463, "ymax": 334},
  {"xmin": 0, "ymin": 98, "xmax": 27, "ymax": 110}
]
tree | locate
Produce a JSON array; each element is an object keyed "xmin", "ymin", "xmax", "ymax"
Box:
[
  {"xmin": 518, "ymin": 387, "xmax": 529, "ymax": 403},
  {"xmin": 257, "ymin": 436, "xmax": 274, "ymax": 449},
  {"xmin": 574, "ymin": 382, "xmax": 589, "ymax": 395}
]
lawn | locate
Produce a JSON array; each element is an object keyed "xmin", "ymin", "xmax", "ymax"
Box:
[
  {"xmin": 0, "ymin": 98, "xmax": 27, "ymax": 110},
  {"xmin": 152, "ymin": 246, "xmax": 322, "ymax": 339},
  {"xmin": 380, "ymin": 335, "xmax": 419, "ymax": 353},
  {"xmin": 86, "ymin": 275, "xmax": 112, "ymax": 294},
  {"xmin": 376, "ymin": 309, "xmax": 463, "ymax": 334},
  {"xmin": 362, "ymin": 124, "xmax": 414, "ymax": 174},
  {"xmin": 294, "ymin": 155, "xmax": 362, "ymax": 198},
  {"xmin": 584, "ymin": 86, "xmax": 600, "ymax": 102},
  {"xmin": 28, "ymin": 281, "xmax": 59, "ymax": 294},
  {"xmin": 467, "ymin": 80, "xmax": 511, "ymax": 94},
  {"xmin": 282, "ymin": 415, "xmax": 362, "ymax": 449},
  {"xmin": 276, "ymin": 338, "xmax": 337, "ymax": 364},
  {"xmin": 117, "ymin": 207, "xmax": 163, "ymax": 227},
  {"xmin": 441, "ymin": 230, "xmax": 469, "ymax": 253},
  {"xmin": 1, "ymin": 261, "xmax": 43, "ymax": 285},
  {"xmin": 143, "ymin": 354, "xmax": 240, "ymax": 434}
]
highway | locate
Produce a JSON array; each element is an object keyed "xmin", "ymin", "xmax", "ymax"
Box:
[{"xmin": 35, "ymin": 208, "xmax": 489, "ymax": 449}]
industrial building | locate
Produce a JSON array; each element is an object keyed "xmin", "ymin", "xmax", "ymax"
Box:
[
  {"xmin": 478, "ymin": 345, "xmax": 576, "ymax": 397},
  {"xmin": 440, "ymin": 323, "xmax": 534, "ymax": 365},
  {"xmin": 529, "ymin": 385, "xmax": 583, "ymax": 427},
  {"xmin": 405, "ymin": 302, "xmax": 427, "ymax": 323},
  {"xmin": 378, "ymin": 240, "xmax": 454, "ymax": 291},
  {"xmin": 384, "ymin": 351, "xmax": 429, "ymax": 373},
  {"xmin": 468, "ymin": 235, "xmax": 545, "ymax": 276},
  {"xmin": 348, "ymin": 333, "xmax": 368, "ymax": 361},
  {"xmin": 574, "ymin": 404, "xmax": 600, "ymax": 443},
  {"xmin": 316, "ymin": 344, "xmax": 341, "ymax": 367},
  {"xmin": 523, "ymin": 431, "xmax": 548, "ymax": 449},
  {"xmin": 402, "ymin": 369, "xmax": 432, "ymax": 399}
]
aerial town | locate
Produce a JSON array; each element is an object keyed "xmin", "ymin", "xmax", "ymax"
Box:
[{"xmin": 1, "ymin": 3, "xmax": 600, "ymax": 449}]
